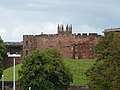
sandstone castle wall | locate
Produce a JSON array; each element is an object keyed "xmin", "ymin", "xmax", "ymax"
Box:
[
  {"xmin": 23, "ymin": 24, "xmax": 101, "ymax": 59},
  {"xmin": 4, "ymin": 25, "xmax": 120, "ymax": 68}
]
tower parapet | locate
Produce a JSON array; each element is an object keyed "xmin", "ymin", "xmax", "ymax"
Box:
[{"xmin": 58, "ymin": 24, "xmax": 72, "ymax": 35}]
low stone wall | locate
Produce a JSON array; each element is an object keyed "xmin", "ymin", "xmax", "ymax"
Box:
[
  {"xmin": 68, "ymin": 84, "xmax": 89, "ymax": 90},
  {"xmin": 0, "ymin": 81, "xmax": 89, "ymax": 90}
]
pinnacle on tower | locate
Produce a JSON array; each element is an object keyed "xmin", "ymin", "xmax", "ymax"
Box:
[
  {"xmin": 57, "ymin": 24, "xmax": 60, "ymax": 32},
  {"xmin": 69, "ymin": 24, "xmax": 72, "ymax": 34},
  {"xmin": 58, "ymin": 24, "xmax": 64, "ymax": 34},
  {"xmin": 69, "ymin": 24, "xmax": 72, "ymax": 30},
  {"xmin": 61, "ymin": 24, "xmax": 64, "ymax": 31},
  {"xmin": 66, "ymin": 24, "xmax": 69, "ymax": 31},
  {"xmin": 58, "ymin": 24, "xmax": 59, "ymax": 30}
]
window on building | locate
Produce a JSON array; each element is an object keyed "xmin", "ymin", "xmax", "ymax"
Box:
[
  {"xmin": 49, "ymin": 45, "xmax": 53, "ymax": 47},
  {"xmin": 26, "ymin": 50, "xmax": 28, "ymax": 56},
  {"xmin": 66, "ymin": 45, "xmax": 70, "ymax": 47},
  {"xmin": 26, "ymin": 41, "xmax": 28, "ymax": 46}
]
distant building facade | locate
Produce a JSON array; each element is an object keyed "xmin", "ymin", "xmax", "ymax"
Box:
[
  {"xmin": 4, "ymin": 25, "xmax": 120, "ymax": 68},
  {"xmin": 23, "ymin": 24, "xmax": 101, "ymax": 59},
  {"xmin": 104, "ymin": 27, "xmax": 120, "ymax": 34},
  {"xmin": 3, "ymin": 42, "xmax": 22, "ymax": 68}
]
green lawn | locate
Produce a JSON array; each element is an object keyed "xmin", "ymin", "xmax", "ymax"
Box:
[
  {"xmin": 3, "ymin": 59, "xmax": 96, "ymax": 85},
  {"xmin": 64, "ymin": 59, "xmax": 96, "ymax": 85},
  {"xmin": 3, "ymin": 63, "xmax": 22, "ymax": 81}
]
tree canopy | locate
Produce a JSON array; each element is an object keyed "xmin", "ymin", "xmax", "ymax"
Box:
[
  {"xmin": 86, "ymin": 32, "xmax": 120, "ymax": 90},
  {"xmin": 0, "ymin": 37, "xmax": 6, "ymax": 78},
  {"xmin": 18, "ymin": 48, "xmax": 72, "ymax": 90}
]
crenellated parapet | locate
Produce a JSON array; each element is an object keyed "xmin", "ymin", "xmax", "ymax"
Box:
[
  {"xmin": 4, "ymin": 25, "xmax": 120, "ymax": 69},
  {"xmin": 22, "ymin": 24, "xmax": 102, "ymax": 59},
  {"xmin": 36, "ymin": 34, "xmax": 58, "ymax": 38},
  {"xmin": 75, "ymin": 33, "xmax": 101, "ymax": 38},
  {"xmin": 58, "ymin": 24, "xmax": 72, "ymax": 35}
]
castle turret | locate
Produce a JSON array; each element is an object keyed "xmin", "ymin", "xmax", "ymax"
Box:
[
  {"xmin": 58, "ymin": 24, "xmax": 72, "ymax": 35},
  {"xmin": 58, "ymin": 24, "xmax": 60, "ymax": 33},
  {"xmin": 58, "ymin": 24, "xmax": 64, "ymax": 34},
  {"xmin": 66, "ymin": 24, "xmax": 69, "ymax": 31},
  {"xmin": 58, "ymin": 24, "xmax": 59, "ymax": 30},
  {"xmin": 68, "ymin": 24, "xmax": 72, "ymax": 34},
  {"xmin": 61, "ymin": 24, "xmax": 64, "ymax": 31}
]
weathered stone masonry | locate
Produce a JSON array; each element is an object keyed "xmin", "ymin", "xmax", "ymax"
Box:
[
  {"xmin": 23, "ymin": 24, "xmax": 101, "ymax": 59},
  {"xmin": 2, "ymin": 24, "xmax": 103, "ymax": 68},
  {"xmin": 2, "ymin": 25, "xmax": 120, "ymax": 68}
]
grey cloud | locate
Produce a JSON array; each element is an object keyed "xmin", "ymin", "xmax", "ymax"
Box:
[{"xmin": 0, "ymin": 0, "xmax": 120, "ymax": 41}]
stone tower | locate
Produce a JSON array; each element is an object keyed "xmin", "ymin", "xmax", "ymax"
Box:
[{"xmin": 58, "ymin": 24, "xmax": 72, "ymax": 35}]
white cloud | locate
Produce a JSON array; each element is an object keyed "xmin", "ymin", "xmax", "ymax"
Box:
[
  {"xmin": 0, "ymin": 27, "xmax": 5, "ymax": 35},
  {"xmin": 0, "ymin": 27, "xmax": 7, "ymax": 41},
  {"xmin": 0, "ymin": 0, "xmax": 120, "ymax": 42},
  {"xmin": 1, "ymin": 21, "xmax": 63, "ymax": 42}
]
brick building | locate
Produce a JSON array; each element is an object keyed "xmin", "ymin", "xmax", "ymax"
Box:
[{"xmin": 23, "ymin": 24, "xmax": 101, "ymax": 59}]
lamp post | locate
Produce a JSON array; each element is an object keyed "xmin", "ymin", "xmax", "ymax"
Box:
[
  {"xmin": 8, "ymin": 54, "xmax": 21, "ymax": 90},
  {"xmin": 29, "ymin": 87, "xmax": 31, "ymax": 90},
  {"xmin": 2, "ymin": 75, "xmax": 4, "ymax": 90}
]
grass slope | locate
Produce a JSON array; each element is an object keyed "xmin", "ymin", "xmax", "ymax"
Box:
[
  {"xmin": 64, "ymin": 59, "xmax": 96, "ymax": 85},
  {"xmin": 3, "ymin": 59, "xmax": 96, "ymax": 85},
  {"xmin": 3, "ymin": 63, "xmax": 22, "ymax": 81}
]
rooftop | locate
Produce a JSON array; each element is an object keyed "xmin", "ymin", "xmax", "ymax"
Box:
[
  {"xmin": 104, "ymin": 28, "xmax": 120, "ymax": 32},
  {"xmin": 4, "ymin": 42, "xmax": 23, "ymax": 46}
]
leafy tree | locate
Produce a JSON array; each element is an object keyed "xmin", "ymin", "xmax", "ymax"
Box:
[
  {"xmin": 18, "ymin": 48, "xmax": 72, "ymax": 90},
  {"xmin": 86, "ymin": 32, "xmax": 120, "ymax": 90},
  {"xmin": 43, "ymin": 48, "xmax": 73, "ymax": 90},
  {"xmin": 0, "ymin": 37, "xmax": 6, "ymax": 78}
]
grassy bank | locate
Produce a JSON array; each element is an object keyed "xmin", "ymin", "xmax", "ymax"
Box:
[
  {"xmin": 64, "ymin": 59, "xmax": 96, "ymax": 85},
  {"xmin": 3, "ymin": 63, "xmax": 22, "ymax": 81},
  {"xmin": 3, "ymin": 59, "xmax": 96, "ymax": 85}
]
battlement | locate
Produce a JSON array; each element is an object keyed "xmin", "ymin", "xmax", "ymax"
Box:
[
  {"xmin": 23, "ymin": 35, "xmax": 35, "ymax": 38},
  {"xmin": 23, "ymin": 34, "xmax": 58, "ymax": 40},
  {"xmin": 35, "ymin": 34, "xmax": 58, "ymax": 38},
  {"xmin": 57, "ymin": 24, "xmax": 72, "ymax": 34},
  {"xmin": 23, "ymin": 31, "xmax": 101, "ymax": 40},
  {"xmin": 76, "ymin": 33, "xmax": 101, "ymax": 38},
  {"xmin": 23, "ymin": 24, "xmax": 102, "ymax": 40}
]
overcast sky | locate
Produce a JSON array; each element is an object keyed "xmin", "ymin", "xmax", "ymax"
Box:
[{"xmin": 0, "ymin": 0, "xmax": 120, "ymax": 41}]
